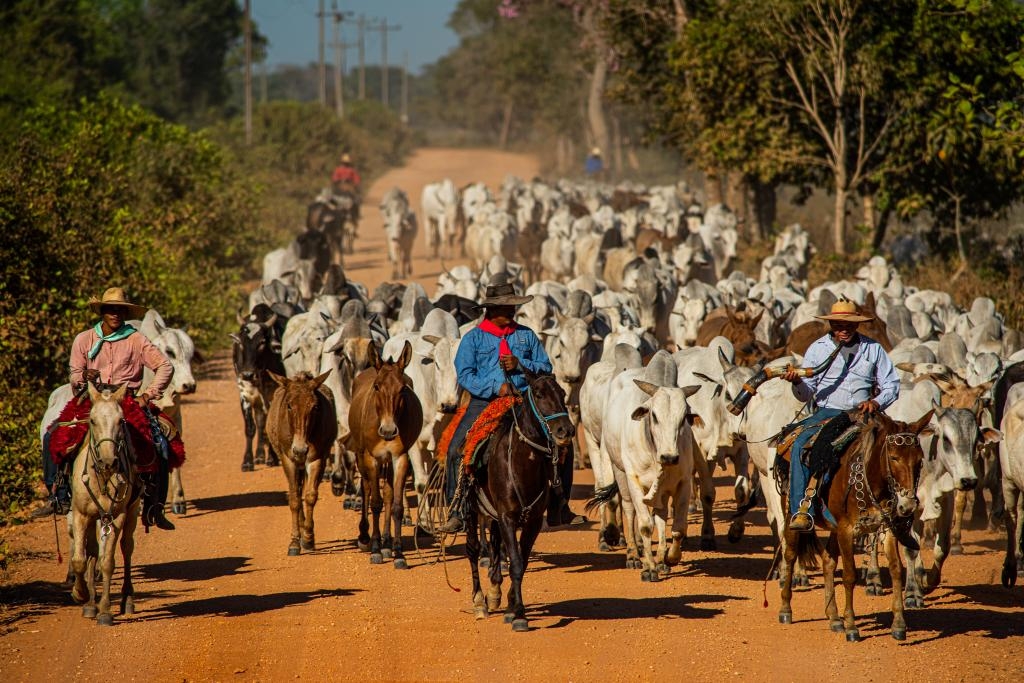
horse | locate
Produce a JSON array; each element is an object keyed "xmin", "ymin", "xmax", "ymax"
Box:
[
  {"xmin": 266, "ymin": 371, "xmax": 337, "ymax": 555},
  {"xmin": 68, "ymin": 383, "xmax": 141, "ymax": 626},
  {"xmin": 778, "ymin": 410, "xmax": 933, "ymax": 642},
  {"xmin": 348, "ymin": 340, "xmax": 423, "ymax": 569},
  {"xmin": 462, "ymin": 370, "xmax": 575, "ymax": 632}
]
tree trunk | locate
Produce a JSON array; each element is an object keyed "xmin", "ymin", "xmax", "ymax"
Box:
[
  {"xmin": 612, "ymin": 115, "xmax": 623, "ymax": 176},
  {"xmin": 862, "ymin": 192, "xmax": 876, "ymax": 234},
  {"xmin": 498, "ymin": 100, "xmax": 514, "ymax": 149},
  {"xmin": 555, "ymin": 135, "xmax": 567, "ymax": 174},
  {"xmin": 752, "ymin": 179, "xmax": 777, "ymax": 242},
  {"xmin": 725, "ymin": 171, "xmax": 747, "ymax": 236},
  {"xmin": 586, "ymin": 20, "xmax": 611, "ymax": 161},
  {"xmin": 951, "ymin": 195, "xmax": 968, "ymax": 282},
  {"xmin": 703, "ymin": 168, "xmax": 723, "ymax": 207},
  {"xmin": 871, "ymin": 204, "xmax": 891, "ymax": 252},
  {"xmin": 833, "ymin": 186, "xmax": 848, "ymax": 255}
]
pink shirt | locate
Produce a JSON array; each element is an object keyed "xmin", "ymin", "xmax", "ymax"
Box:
[{"xmin": 69, "ymin": 327, "xmax": 173, "ymax": 400}]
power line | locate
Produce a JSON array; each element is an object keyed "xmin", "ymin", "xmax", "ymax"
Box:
[{"xmin": 368, "ymin": 19, "xmax": 401, "ymax": 108}]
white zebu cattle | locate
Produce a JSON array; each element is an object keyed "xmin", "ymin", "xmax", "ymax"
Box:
[
  {"xmin": 421, "ymin": 179, "xmax": 460, "ymax": 258},
  {"xmin": 540, "ymin": 232, "xmax": 575, "ymax": 282},
  {"xmin": 593, "ymin": 356, "xmax": 702, "ymax": 581},
  {"xmin": 382, "ymin": 203, "xmax": 417, "ymax": 279},
  {"xmin": 999, "ymin": 386, "xmax": 1024, "ymax": 587},
  {"xmin": 281, "ymin": 310, "xmax": 334, "ymax": 378},
  {"xmin": 465, "ymin": 209, "xmax": 517, "ymax": 273},
  {"xmin": 261, "ymin": 249, "xmax": 318, "ymax": 305},
  {"xmin": 435, "ymin": 264, "xmax": 479, "ymax": 301}
]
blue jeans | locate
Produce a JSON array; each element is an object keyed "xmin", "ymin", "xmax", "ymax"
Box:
[
  {"xmin": 445, "ymin": 397, "xmax": 489, "ymax": 513},
  {"xmin": 788, "ymin": 408, "xmax": 843, "ymax": 517}
]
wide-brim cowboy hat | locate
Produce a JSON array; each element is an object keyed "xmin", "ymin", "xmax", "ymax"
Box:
[
  {"xmin": 88, "ymin": 287, "xmax": 148, "ymax": 319},
  {"xmin": 815, "ymin": 299, "xmax": 873, "ymax": 323},
  {"xmin": 481, "ymin": 274, "xmax": 532, "ymax": 307}
]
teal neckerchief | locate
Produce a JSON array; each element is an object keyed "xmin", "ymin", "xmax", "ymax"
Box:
[{"xmin": 87, "ymin": 322, "xmax": 137, "ymax": 360}]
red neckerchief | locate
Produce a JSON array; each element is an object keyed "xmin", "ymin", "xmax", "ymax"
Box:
[{"xmin": 478, "ymin": 318, "xmax": 517, "ymax": 357}]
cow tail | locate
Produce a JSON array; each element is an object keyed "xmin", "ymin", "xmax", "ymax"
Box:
[
  {"xmin": 585, "ymin": 481, "xmax": 619, "ymax": 514},
  {"xmin": 796, "ymin": 532, "xmax": 822, "ymax": 571}
]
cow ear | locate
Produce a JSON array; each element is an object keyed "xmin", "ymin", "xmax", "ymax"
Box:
[
  {"xmin": 686, "ymin": 414, "xmax": 705, "ymax": 429},
  {"xmin": 325, "ymin": 335, "xmax": 346, "ymax": 354},
  {"xmin": 633, "ymin": 379, "xmax": 659, "ymax": 396},
  {"xmin": 930, "ymin": 399, "xmax": 946, "ymax": 419},
  {"xmin": 312, "ymin": 370, "xmax": 332, "ymax": 389},
  {"xmin": 590, "ymin": 333, "xmax": 603, "ymax": 343},
  {"xmin": 192, "ymin": 349, "xmax": 206, "ymax": 365},
  {"xmin": 692, "ymin": 372, "xmax": 717, "ymax": 385},
  {"xmin": 268, "ymin": 371, "xmax": 288, "ymax": 387},
  {"xmin": 422, "ymin": 334, "xmax": 441, "ymax": 345},
  {"xmin": 630, "ymin": 406, "xmax": 649, "ymax": 421},
  {"xmin": 540, "ymin": 327, "xmax": 557, "ymax": 337},
  {"xmin": 980, "ymin": 427, "xmax": 1003, "ymax": 444},
  {"xmin": 681, "ymin": 384, "xmax": 702, "ymax": 399},
  {"xmin": 398, "ymin": 340, "xmax": 413, "ymax": 370},
  {"xmin": 236, "ymin": 310, "xmax": 246, "ymax": 325},
  {"xmin": 229, "ymin": 333, "xmax": 242, "ymax": 345}
]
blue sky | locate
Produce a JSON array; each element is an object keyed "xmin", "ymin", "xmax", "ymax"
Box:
[{"xmin": 252, "ymin": 0, "xmax": 461, "ymax": 75}]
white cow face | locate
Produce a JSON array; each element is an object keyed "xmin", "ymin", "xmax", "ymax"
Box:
[
  {"xmin": 544, "ymin": 315, "xmax": 600, "ymax": 386},
  {"xmin": 631, "ymin": 380, "xmax": 702, "ymax": 465},
  {"xmin": 930, "ymin": 405, "xmax": 999, "ymax": 490},
  {"xmin": 422, "ymin": 335, "xmax": 461, "ymax": 414}
]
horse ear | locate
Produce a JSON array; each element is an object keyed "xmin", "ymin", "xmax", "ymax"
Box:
[
  {"xmin": 312, "ymin": 370, "xmax": 331, "ymax": 389},
  {"xmin": 369, "ymin": 342, "xmax": 382, "ymax": 371},
  {"xmin": 864, "ymin": 291, "xmax": 876, "ymax": 310},
  {"xmin": 911, "ymin": 409, "xmax": 934, "ymax": 435},
  {"xmin": 112, "ymin": 384, "xmax": 128, "ymax": 402},
  {"xmin": 236, "ymin": 310, "xmax": 246, "ymax": 325},
  {"xmin": 229, "ymin": 333, "xmax": 242, "ymax": 345},
  {"xmin": 750, "ymin": 310, "xmax": 764, "ymax": 328},
  {"xmin": 268, "ymin": 372, "xmax": 288, "ymax": 387},
  {"xmin": 398, "ymin": 340, "xmax": 413, "ymax": 370},
  {"xmin": 87, "ymin": 382, "xmax": 100, "ymax": 403},
  {"xmin": 980, "ymin": 427, "xmax": 1002, "ymax": 444}
]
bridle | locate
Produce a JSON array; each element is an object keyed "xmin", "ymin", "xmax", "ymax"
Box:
[
  {"xmin": 851, "ymin": 428, "xmax": 921, "ymax": 535},
  {"xmin": 82, "ymin": 418, "xmax": 135, "ymax": 540}
]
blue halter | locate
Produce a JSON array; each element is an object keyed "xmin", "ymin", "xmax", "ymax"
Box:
[{"xmin": 525, "ymin": 384, "xmax": 568, "ymax": 443}]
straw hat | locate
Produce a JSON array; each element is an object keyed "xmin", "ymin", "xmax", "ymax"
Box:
[
  {"xmin": 340, "ymin": 153, "xmax": 352, "ymax": 164},
  {"xmin": 88, "ymin": 287, "xmax": 148, "ymax": 319},
  {"xmin": 481, "ymin": 273, "xmax": 532, "ymax": 307},
  {"xmin": 815, "ymin": 298, "xmax": 872, "ymax": 323},
  {"xmin": 590, "ymin": 147, "xmax": 601, "ymax": 156}
]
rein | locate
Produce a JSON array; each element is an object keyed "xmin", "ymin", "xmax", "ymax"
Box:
[{"xmin": 502, "ymin": 375, "xmax": 566, "ymax": 525}]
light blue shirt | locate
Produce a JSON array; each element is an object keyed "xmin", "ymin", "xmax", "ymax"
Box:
[
  {"xmin": 455, "ymin": 325, "xmax": 552, "ymax": 400},
  {"xmin": 794, "ymin": 334, "xmax": 900, "ymax": 411}
]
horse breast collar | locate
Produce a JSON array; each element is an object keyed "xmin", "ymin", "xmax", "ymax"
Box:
[{"xmin": 850, "ymin": 430, "xmax": 920, "ymax": 536}]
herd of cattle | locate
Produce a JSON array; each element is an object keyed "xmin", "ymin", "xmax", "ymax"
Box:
[{"xmin": 45, "ymin": 173, "xmax": 1024, "ymax": 612}]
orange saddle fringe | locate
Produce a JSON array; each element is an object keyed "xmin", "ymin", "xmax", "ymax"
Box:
[{"xmin": 436, "ymin": 397, "xmax": 521, "ymax": 473}]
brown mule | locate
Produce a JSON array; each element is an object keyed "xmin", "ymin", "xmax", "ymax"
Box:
[
  {"xmin": 348, "ymin": 341, "xmax": 423, "ymax": 569},
  {"xmin": 778, "ymin": 410, "xmax": 933, "ymax": 642}
]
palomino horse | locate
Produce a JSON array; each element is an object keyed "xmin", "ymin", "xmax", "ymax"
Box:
[
  {"xmin": 348, "ymin": 341, "xmax": 423, "ymax": 569},
  {"xmin": 266, "ymin": 371, "xmax": 337, "ymax": 555},
  {"xmin": 69, "ymin": 383, "xmax": 141, "ymax": 626},
  {"xmin": 463, "ymin": 371, "xmax": 575, "ymax": 632},
  {"xmin": 779, "ymin": 410, "xmax": 933, "ymax": 642}
]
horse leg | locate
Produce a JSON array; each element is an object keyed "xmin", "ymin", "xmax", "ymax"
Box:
[
  {"xmin": 356, "ymin": 464, "xmax": 372, "ymax": 552},
  {"xmin": 507, "ymin": 512, "xmax": 544, "ymax": 633},
  {"xmin": 241, "ymin": 401, "xmax": 256, "ymax": 471},
  {"xmin": 886, "ymin": 530, "xmax": 908, "ymax": 640},
  {"xmin": 283, "ymin": 459, "xmax": 302, "ymax": 556},
  {"xmin": 823, "ymin": 531, "xmax": 843, "ymax": 633},
  {"xmin": 838, "ymin": 526, "xmax": 860, "ymax": 641},
  {"xmin": 487, "ymin": 520, "xmax": 503, "ymax": 613},
  {"xmin": 465, "ymin": 505, "xmax": 486, "ymax": 619},
  {"xmin": 119, "ymin": 500, "xmax": 139, "ymax": 617},
  {"xmin": 300, "ymin": 459, "xmax": 323, "ymax": 551},
  {"xmin": 390, "ymin": 455, "xmax": 410, "ymax": 569},
  {"xmin": 778, "ymin": 525, "xmax": 799, "ymax": 624},
  {"xmin": 96, "ymin": 512, "xmax": 125, "ymax": 626},
  {"xmin": 368, "ymin": 462, "xmax": 385, "ymax": 565},
  {"xmin": 83, "ymin": 526, "xmax": 100, "ymax": 620},
  {"xmin": 380, "ymin": 463, "xmax": 395, "ymax": 560},
  {"xmin": 70, "ymin": 511, "xmax": 90, "ymax": 605}
]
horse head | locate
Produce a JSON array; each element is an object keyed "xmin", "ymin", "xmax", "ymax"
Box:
[
  {"xmin": 522, "ymin": 369, "xmax": 575, "ymax": 448},
  {"xmin": 86, "ymin": 383, "xmax": 128, "ymax": 474},
  {"xmin": 868, "ymin": 410, "xmax": 934, "ymax": 518},
  {"xmin": 269, "ymin": 370, "xmax": 331, "ymax": 459},
  {"xmin": 370, "ymin": 340, "xmax": 412, "ymax": 441}
]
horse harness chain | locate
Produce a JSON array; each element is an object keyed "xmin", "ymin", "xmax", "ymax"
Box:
[
  {"xmin": 505, "ymin": 382, "xmax": 568, "ymax": 526},
  {"xmin": 850, "ymin": 431, "xmax": 920, "ymax": 541}
]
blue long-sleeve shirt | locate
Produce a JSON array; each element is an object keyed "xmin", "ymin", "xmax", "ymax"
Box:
[
  {"xmin": 455, "ymin": 325, "xmax": 552, "ymax": 400},
  {"xmin": 793, "ymin": 334, "xmax": 900, "ymax": 411}
]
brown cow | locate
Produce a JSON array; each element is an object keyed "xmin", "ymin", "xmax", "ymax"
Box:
[
  {"xmin": 696, "ymin": 305, "xmax": 778, "ymax": 366},
  {"xmin": 787, "ymin": 292, "xmax": 892, "ymax": 356},
  {"xmin": 266, "ymin": 370, "xmax": 337, "ymax": 556},
  {"xmin": 348, "ymin": 340, "xmax": 424, "ymax": 569}
]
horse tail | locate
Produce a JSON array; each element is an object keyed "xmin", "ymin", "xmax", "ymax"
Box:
[
  {"xmin": 585, "ymin": 481, "xmax": 619, "ymax": 515},
  {"xmin": 796, "ymin": 532, "xmax": 823, "ymax": 571}
]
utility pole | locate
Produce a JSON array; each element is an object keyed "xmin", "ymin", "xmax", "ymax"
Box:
[
  {"xmin": 260, "ymin": 61, "xmax": 268, "ymax": 104},
  {"xmin": 331, "ymin": 2, "xmax": 354, "ymax": 119},
  {"xmin": 317, "ymin": 0, "xmax": 326, "ymax": 106},
  {"xmin": 244, "ymin": 0, "xmax": 252, "ymax": 144},
  {"xmin": 369, "ymin": 19, "xmax": 401, "ymax": 108},
  {"xmin": 401, "ymin": 51, "xmax": 409, "ymax": 124},
  {"xmin": 357, "ymin": 14, "xmax": 366, "ymax": 100}
]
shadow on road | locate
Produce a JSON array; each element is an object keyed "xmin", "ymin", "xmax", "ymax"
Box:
[
  {"xmin": 532, "ymin": 593, "xmax": 736, "ymax": 627},
  {"xmin": 138, "ymin": 556, "xmax": 253, "ymax": 582},
  {"xmin": 0, "ymin": 579, "xmax": 70, "ymax": 633},
  {"xmin": 137, "ymin": 587, "xmax": 362, "ymax": 621},
  {"xmin": 531, "ymin": 550, "xmax": 628, "ymax": 574},
  {"xmin": 190, "ymin": 491, "xmax": 287, "ymax": 513}
]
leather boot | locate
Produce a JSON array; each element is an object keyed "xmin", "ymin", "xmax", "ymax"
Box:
[
  {"xmin": 789, "ymin": 494, "xmax": 815, "ymax": 532},
  {"xmin": 141, "ymin": 472, "xmax": 175, "ymax": 531}
]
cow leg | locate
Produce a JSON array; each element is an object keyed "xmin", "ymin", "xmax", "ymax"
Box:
[
  {"xmin": 390, "ymin": 455, "xmax": 410, "ymax": 569},
  {"xmin": 119, "ymin": 499, "xmax": 139, "ymax": 617},
  {"xmin": 407, "ymin": 441, "xmax": 430, "ymax": 528},
  {"xmin": 838, "ymin": 526, "xmax": 860, "ymax": 641},
  {"xmin": 254, "ymin": 402, "xmax": 267, "ymax": 466},
  {"xmin": 822, "ymin": 532, "xmax": 842, "ymax": 633},
  {"xmin": 625, "ymin": 477, "xmax": 658, "ymax": 582},
  {"xmin": 653, "ymin": 506, "xmax": 671, "ymax": 576},
  {"xmin": 283, "ymin": 458, "xmax": 302, "ymax": 555},
  {"xmin": 331, "ymin": 443, "xmax": 346, "ymax": 498},
  {"xmin": 589, "ymin": 434, "xmax": 620, "ymax": 551},
  {"xmin": 950, "ymin": 488, "xmax": 967, "ymax": 555},
  {"xmin": 886, "ymin": 530, "xmax": 908, "ymax": 640},
  {"xmin": 864, "ymin": 534, "xmax": 885, "ymax": 596},
  {"xmin": 666, "ymin": 480, "xmax": 690, "ymax": 568},
  {"xmin": 300, "ymin": 459, "xmax": 322, "ymax": 551},
  {"xmin": 923, "ymin": 495, "xmax": 955, "ymax": 596},
  {"xmin": 1002, "ymin": 483, "xmax": 1021, "ymax": 587},
  {"xmin": 487, "ymin": 520, "xmax": 503, "ymax": 612},
  {"xmin": 241, "ymin": 401, "xmax": 256, "ymax": 471},
  {"xmin": 694, "ymin": 457, "xmax": 717, "ymax": 551},
  {"xmin": 614, "ymin": 468, "xmax": 641, "ymax": 570}
]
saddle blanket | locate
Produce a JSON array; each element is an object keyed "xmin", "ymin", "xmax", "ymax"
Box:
[{"xmin": 436, "ymin": 397, "xmax": 520, "ymax": 474}]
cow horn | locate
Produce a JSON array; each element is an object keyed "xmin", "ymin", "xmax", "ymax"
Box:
[
  {"xmin": 265, "ymin": 314, "xmax": 279, "ymax": 329},
  {"xmin": 633, "ymin": 379, "xmax": 659, "ymax": 396},
  {"xmin": 236, "ymin": 310, "xmax": 246, "ymax": 325}
]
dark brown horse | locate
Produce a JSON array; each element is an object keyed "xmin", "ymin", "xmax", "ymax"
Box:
[
  {"xmin": 266, "ymin": 370, "xmax": 337, "ymax": 556},
  {"xmin": 779, "ymin": 410, "xmax": 933, "ymax": 642},
  {"xmin": 463, "ymin": 371, "xmax": 575, "ymax": 632},
  {"xmin": 348, "ymin": 341, "xmax": 423, "ymax": 569}
]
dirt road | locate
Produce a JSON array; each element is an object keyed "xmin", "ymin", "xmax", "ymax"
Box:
[{"xmin": 2, "ymin": 148, "xmax": 1022, "ymax": 682}]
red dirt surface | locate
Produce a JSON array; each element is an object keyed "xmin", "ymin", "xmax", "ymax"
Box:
[{"xmin": 2, "ymin": 149, "xmax": 1022, "ymax": 683}]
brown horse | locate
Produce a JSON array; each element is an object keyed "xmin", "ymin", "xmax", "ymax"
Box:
[
  {"xmin": 348, "ymin": 340, "xmax": 423, "ymax": 569},
  {"xmin": 779, "ymin": 410, "xmax": 933, "ymax": 642},
  {"xmin": 266, "ymin": 370, "xmax": 337, "ymax": 556},
  {"xmin": 463, "ymin": 371, "xmax": 575, "ymax": 632}
]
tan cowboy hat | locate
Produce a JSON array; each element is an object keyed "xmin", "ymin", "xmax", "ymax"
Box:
[
  {"xmin": 481, "ymin": 273, "xmax": 532, "ymax": 307},
  {"xmin": 340, "ymin": 153, "xmax": 352, "ymax": 164},
  {"xmin": 88, "ymin": 287, "xmax": 148, "ymax": 319},
  {"xmin": 590, "ymin": 147, "xmax": 601, "ymax": 156},
  {"xmin": 815, "ymin": 298, "xmax": 873, "ymax": 323}
]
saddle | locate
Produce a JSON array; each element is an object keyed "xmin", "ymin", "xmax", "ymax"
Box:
[
  {"xmin": 435, "ymin": 397, "xmax": 521, "ymax": 474},
  {"xmin": 774, "ymin": 411, "xmax": 861, "ymax": 472}
]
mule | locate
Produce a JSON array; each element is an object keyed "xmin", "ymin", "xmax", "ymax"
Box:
[
  {"xmin": 266, "ymin": 371, "xmax": 337, "ymax": 555},
  {"xmin": 463, "ymin": 371, "xmax": 575, "ymax": 632},
  {"xmin": 778, "ymin": 410, "xmax": 933, "ymax": 642},
  {"xmin": 68, "ymin": 383, "xmax": 141, "ymax": 626},
  {"xmin": 348, "ymin": 341, "xmax": 423, "ymax": 569}
]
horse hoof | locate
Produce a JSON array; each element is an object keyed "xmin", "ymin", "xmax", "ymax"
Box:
[
  {"xmin": 332, "ymin": 484, "xmax": 345, "ymax": 498},
  {"xmin": 503, "ymin": 612, "xmax": 515, "ymax": 624},
  {"xmin": 96, "ymin": 613, "xmax": 114, "ymax": 627},
  {"xmin": 700, "ymin": 538, "xmax": 717, "ymax": 551},
  {"xmin": 474, "ymin": 607, "xmax": 488, "ymax": 620},
  {"xmin": 950, "ymin": 545, "xmax": 964, "ymax": 556},
  {"xmin": 892, "ymin": 629, "xmax": 906, "ymax": 641},
  {"xmin": 727, "ymin": 521, "xmax": 745, "ymax": 543},
  {"xmin": 905, "ymin": 596, "xmax": 924, "ymax": 609},
  {"xmin": 598, "ymin": 541, "xmax": 612, "ymax": 553},
  {"xmin": 479, "ymin": 557, "xmax": 491, "ymax": 568},
  {"xmin": 121, "ymin": 597, "xmax": 134, "ymax": 616},
  {"xmin": 357, "ymin": 540, "xmax": 371, "ymax": 552},
  {"xmin": 778, "ymin": 613, "xmax": 792, "ymax": 625},
  {"xmin": 511, "ymin": 618, "xmax": 529, "ymax": 632},
  {"xmin": 1001, "ymin": 565, "xmax": 1017, "ymax": 588},
  {"xmin": 394, "ymin": 557, "xmax": 409, "ymax": 570},
  {"xmin": 830, "ymin": 620, "xmax": 844, "ymax": 633},
  {"xmin": 370, "ymin": 553, "xmax": 383, "ymax": 565},
  {"xmin": 172, "ymin": 501, "xmax": 186, "ymax": 515},
  {"xmin": 845, "ymin": 631, "xmax": 861, "ymax": 643},
  {"xmin": 241, "ymin": 462, "xmax": 254, "ymax": 472},
  {"xmin": 300, "ymin": 539, "xmax": 315, "ymax": 551},
  {"xmin": 287, "ymin": 546, "xmax": 300, "ymax": 556},
  {"xmin": 381, "ymin": 548, "xmax": 393, "ymax": 560},
  {"xmin": 82, "ymin": 605, "xmax": 98, "ymax": 619}
]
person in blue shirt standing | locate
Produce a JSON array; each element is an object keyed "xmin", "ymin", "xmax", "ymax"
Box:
[
  {"xmin": 781, "ymin": 299, "xmax": 916, "ymax": 548},
  {"xmin": 442, "ymin": 273, "xmax": 552, "ymax": 533},
  {"xmin": 584, "ymin": 147, "xmax": 604, "ymax": 179}
]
